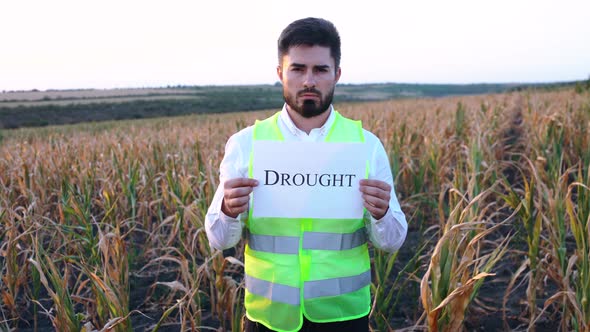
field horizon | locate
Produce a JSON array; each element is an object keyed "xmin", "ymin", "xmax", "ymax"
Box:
[{"xmin": 1, "ymin": 80, "xmax": 585, "ymax": 130}]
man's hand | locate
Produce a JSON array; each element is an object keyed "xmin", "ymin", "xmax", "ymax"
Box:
[
  {"xmin": 222, "ymin": 178, "xmax": 259, "ymax": 218},
  {"xmin": 359, "ymin": 179, "xmax": 391, "ymax": 220}
]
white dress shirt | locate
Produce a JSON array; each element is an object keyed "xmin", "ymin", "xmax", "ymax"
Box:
[{"xmin": 205, "ymin": 105, "xmax": 407, "ymax": 253}]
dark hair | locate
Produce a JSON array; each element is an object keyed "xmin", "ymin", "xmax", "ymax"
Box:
[{"xmin": 278, "ymin": 17, "xmax": 341, "ymax": 69}]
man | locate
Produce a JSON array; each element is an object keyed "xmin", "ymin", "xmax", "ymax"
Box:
[{"xmin": 205, "ymin": 17, "xmax": 407, "ymax": 332}]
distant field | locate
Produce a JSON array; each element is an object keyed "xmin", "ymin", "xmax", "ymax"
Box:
[
  {"xmin": 0, "ymin": 82, "xmax": 580, "ymax": 129},
  {"xmin": 0, "ymin": 88, "xmax": 196, "ymax": 102},
  {"xmin": 0, "ymin": 83, "xmax": 510, "ymax": 105},
  {"xmin": 0, "ymin": 95, "xmax": 202, "ymax": 108}
]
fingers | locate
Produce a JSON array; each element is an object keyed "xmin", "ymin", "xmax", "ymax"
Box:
[
  {"xmin": 224, "ymin": 178, "xmax": 259, "ymax": 189},
  {"xmin": 222, "ymin": 194, "xmax": 250, "ymax": 218},
  {"xmin": 224, "ymin": 200, "xmax": 249, "ymax": 215},
  {"xmin": 363, "ymin": 201, "xmax": 389, "ymax": 221},
  {"xmin": 362, "ymin": 192, "xmax": 389, "ymax": 209},
  {"xmin": 359, "ymin": 179, "xmax": 391, "ymax": 220},
  {"xmin": 359, "ymin": 179, "xmax": 391, "ymax": 192},
  {"xmin": 224, "ymin": 178, "xmax": 258, "ymax": 200},
  {"xmin": 225, "ymin": 186, "xmax": 255, "ymax": 199},
  {"xmin": 359, "ymin": 180, "xmax": 391, "ymax": 201},
  {"xmin": 222, "ymin": 178, "xmax": 258, "ymax": 218},
  {"xmin": 224, "ymin": 195, "xmax": 250, "ymax": 209}
]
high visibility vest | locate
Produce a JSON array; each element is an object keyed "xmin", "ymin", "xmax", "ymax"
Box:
[{"xmin": 244, "ymin": 111, "xmax": 371, "ymax": 332}]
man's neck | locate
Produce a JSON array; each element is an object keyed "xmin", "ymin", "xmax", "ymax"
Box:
[{"xmin": 286, "ymin": 106, "xmax": 331, "ymax": 134}]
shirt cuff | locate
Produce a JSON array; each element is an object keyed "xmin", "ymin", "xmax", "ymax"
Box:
[
  {"xmin": 367, "ymin": 207, "xmax": 407, "ymax": 253},
  {"xmin": 220, "ymin": 210, "xmax": 242, "ymax": 223}
]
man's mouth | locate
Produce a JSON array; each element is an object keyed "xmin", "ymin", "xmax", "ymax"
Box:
[{"xmin": 300, "ymin": 93, "xmax": 320, "ymax": 99}]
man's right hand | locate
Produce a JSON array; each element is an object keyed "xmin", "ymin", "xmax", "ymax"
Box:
[{"xmin": 221, "ymin": 178, "xmax": 259, "ymax": 218}]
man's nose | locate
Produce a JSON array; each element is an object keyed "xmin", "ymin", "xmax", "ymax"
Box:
[{"xmin": 303, "ymin": 72, "xmax": 316, "ymax": 88}]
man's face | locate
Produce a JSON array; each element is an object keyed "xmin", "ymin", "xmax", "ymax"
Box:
[{"xmin": 277, "ymin": 45, "xmax": 341, "ymax": 118}]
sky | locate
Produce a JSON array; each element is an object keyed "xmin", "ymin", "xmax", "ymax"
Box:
[{"xmin": 1, "ymin": 0, "xmax": 589, "ymax": 91}]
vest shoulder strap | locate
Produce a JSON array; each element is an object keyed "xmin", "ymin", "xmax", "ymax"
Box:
[
  {"xmin": 253, "ymin": 112, "xmax": 284, "ymax": 141},
  {"xmin": 326, "ymin": 111, "xmax": 365, "ymax": 143}
]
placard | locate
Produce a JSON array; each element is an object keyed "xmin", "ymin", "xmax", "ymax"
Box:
[{"xmin": 251, "ymin": 141, "xmax": 367, "ymax": 219}]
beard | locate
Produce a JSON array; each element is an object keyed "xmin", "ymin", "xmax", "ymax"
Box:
[{"xmin": 283, "ymin": 87, "xmax": 335, "ymax": 118}]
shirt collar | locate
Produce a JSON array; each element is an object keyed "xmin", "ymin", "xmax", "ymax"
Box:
[{"xmin": 279, "ymin": 104, "xmax": 335, "ymax": 137}]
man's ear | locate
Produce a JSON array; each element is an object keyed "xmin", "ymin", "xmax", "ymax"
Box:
[
  {"xmin": 277, "ymin": 65, "xmax": 283, "ymax": 83},
  {"xmin": 335, "ymin": 67, "xmax": 342, "ymax": 83}
]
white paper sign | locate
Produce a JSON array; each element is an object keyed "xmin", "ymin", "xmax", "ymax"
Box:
[{"xmin": 252, "ymin": 141, "xmax": 367, "ymax": 219}]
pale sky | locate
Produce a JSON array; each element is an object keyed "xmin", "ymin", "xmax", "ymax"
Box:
[{"xmin": 1, "ymin": 0, "xmax": 589, "ymax": 91}]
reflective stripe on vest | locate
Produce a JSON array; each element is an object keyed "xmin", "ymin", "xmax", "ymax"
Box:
[
  {"xmin": 248, "ymin": 228, "xmax": 367, "ymax": 254},
  {"xmin": 245, "ymin": 275, "xmax": 301, "ymax": 306},
  {"xmin": 249, "ymin": 234, "xmax": 300, "ymax": 254},
  {"xmin": 246, "ymin": 271, "xmax": 371, "ymax": 304},
  {"xmin": 303, "ymin": 228, "xmax": 367, "ymax": 251},
  {"xmin": 304, "ymin": 270, "xmax": 371, "ymax": 299}
]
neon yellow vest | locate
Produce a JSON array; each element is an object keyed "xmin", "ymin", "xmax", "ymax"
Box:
[{"xmin": 244, "ymin": 111, "xmax": 371, "ymax": 332}]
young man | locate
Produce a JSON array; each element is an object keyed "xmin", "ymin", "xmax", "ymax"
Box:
[{"xmin": 205, "ymin": 17, "xmax": 407, "ymax": 332}]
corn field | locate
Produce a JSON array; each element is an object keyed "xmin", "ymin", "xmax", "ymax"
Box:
[{"xmin": 1, "ymin": 88, "xmax": 589, "ymax": 331}]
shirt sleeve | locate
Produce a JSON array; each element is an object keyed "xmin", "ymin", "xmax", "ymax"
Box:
[
  {"xmin": 364, "ymin": 131, "xmax": 408, "ymax": 253},
  {"xmin": 205, "ymin": 128, "xmax": 252, "ymax": 250}
]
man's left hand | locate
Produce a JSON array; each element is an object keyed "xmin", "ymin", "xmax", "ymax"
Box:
[{"xmin": 359, "ymin": 179, "xmax": 391, "ymax": 220}]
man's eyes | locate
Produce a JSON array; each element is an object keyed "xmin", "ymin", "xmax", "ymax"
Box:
[{"xmin": 290, "ymin": 67, "xmax": 328, "ymax": 73}]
